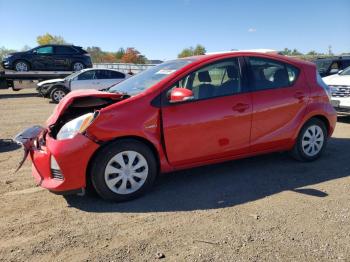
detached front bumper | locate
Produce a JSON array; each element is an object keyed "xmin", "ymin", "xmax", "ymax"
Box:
[{"xmin": 14, "ymin": 126, "xmax": 100, "ymax": 193}]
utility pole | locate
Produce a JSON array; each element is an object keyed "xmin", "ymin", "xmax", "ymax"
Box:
[{"xmin": 328, "ymin": 45, "xmax": 333, "ymax": 56}]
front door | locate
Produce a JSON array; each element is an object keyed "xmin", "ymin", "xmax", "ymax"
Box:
[
  {"xmin": 70, "ymin": 70, "xmax": 97, "ymax": 90},
  {"xmin": 32, "ymin": 46, "xmax": 54, "ymax": 70},
  {"xmin": 162, "ymin": 58, "xmax": 252, "ymax": 166}
]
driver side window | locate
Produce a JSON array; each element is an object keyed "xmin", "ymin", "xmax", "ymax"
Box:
[
  {"xmin": 35, "ymin": 46, "xmax": 53, "ymax": 54},
  {"xmin": 171, "ymin": 58, "xmax": 242, "ymax": 101}
]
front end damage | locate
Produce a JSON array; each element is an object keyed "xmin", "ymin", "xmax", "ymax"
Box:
[{"xmin": 13, "ymin": 90, "xmax": 127, "ymax": 194}]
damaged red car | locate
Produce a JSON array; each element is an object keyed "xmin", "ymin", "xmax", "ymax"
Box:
[{"xmin": 14, "ymin": 51, "xmax": 337, "ymax": 201}]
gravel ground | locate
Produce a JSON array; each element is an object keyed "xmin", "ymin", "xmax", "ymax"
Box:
[{"xmin": 0, "ymin": 88, "xmax": 349, "ymax": 262}]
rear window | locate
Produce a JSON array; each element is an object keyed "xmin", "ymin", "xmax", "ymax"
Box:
[{"xmin": 73, "ymin": 46, "xmax": 87, "ymax": 54}]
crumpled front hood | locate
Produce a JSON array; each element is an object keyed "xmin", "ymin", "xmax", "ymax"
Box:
[{"xmin": 46, "ymin": 90, "xmax": 124, "ymax": 126}]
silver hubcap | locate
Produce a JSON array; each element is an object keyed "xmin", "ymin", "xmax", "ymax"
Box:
[
  {"xmin": 73, "ymin": 63, "xmax": 84, "ymax": 71},
  {"xmin": 53, "ymin": 90, "xmax": 65, "ymax": 102},
  {"xmin": 302, "ymin": 125, "xmax": 324, "ymax": 157},
  {"xmin": 15, "ymin": 62, "xmax": 28, "ymax": 71},
  {"xmin": 104, "ymin": 151, "xmax": 149, "ymax": 195}
]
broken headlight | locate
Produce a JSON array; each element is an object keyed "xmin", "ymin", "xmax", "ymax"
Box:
[{"xmin": 56, "ymin": 113, "xmax": 96, "ymax": 140}]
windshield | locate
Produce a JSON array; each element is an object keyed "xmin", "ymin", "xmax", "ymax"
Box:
[
  {"xmin": 109, "ymin": 59, "xmax": 196, "ymax": 95},
  {"xmin": 314, "ymin": 60, "xmax": 332, "ymax": 72},
  {"xmin": 65, "ymin": 71, "xmax": 83, "ymax": 80},
  {"xmin": 339, "ymin": 66, "xmax": 350, "ymax": 76}
]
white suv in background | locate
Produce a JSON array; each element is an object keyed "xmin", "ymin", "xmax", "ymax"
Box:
[
  {"xmin": 323, "ymin": 66, "xmax": 350, "ymax": 115},
  {"xmin": 37, "ymin": 68, "xmax": 130, "ymax": 103}
]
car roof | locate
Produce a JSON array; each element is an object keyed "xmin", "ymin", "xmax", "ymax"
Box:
[
  {"xmin": 79, "ymin": 68, "xmax": 125, "ymax": 73},
  {"xmin": 180, "ymin": 50, "xmax": 314, "ymax": 67}
]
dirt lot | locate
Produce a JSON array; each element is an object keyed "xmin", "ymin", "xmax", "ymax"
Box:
[{"xmin": 0, "ymin": 88, "xmax": 349, "ymax": 262}]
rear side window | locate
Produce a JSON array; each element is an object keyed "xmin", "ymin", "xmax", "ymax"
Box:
[
  {"xmin": 55, "ymin": 46, "xmax": 78, "ymax": 54},
  {"xmin": 97, "ymin": 70, "xmax": 125, "ymax": 79},
  {"xmin": 248, "ymin": 57, "xmax": 299, "ymax": 90},
  {"xmin": 109, "ymin": 71, "xmax": 125, "ymax": 79}
]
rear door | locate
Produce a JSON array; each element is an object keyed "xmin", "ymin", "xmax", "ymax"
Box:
[
  {"xmin": 70, "ymin": 70, "xmax": 97, "ymax": 90},
  {"xmin": 54, "ymin": 46, "xmax": 77, "ymax": 70},
  {"xmin": 161, "ymin": 58, "xmax": 252, "ymax": 166},
  {"xmin": 246, "ymin": 56, "xmax": 308, "ymax": 152}
]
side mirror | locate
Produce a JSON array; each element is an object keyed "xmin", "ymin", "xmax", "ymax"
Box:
[
  {"xmin": 169, "ymin": 88, "xmax": 194, "ymax": 103},
  {"xmin": 32, "ymin": 50, "xmax": 37, "ymax": 54}
]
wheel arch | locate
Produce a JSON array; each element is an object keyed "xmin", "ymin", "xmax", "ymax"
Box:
[
  {"xmin": 13, "ymin": 59, "xmax": 31, "ymax": 69},
  {"xmin": 310, "ymin": 115, "xmax": 331, "ymax": 136},
  {"xmin": 85, "ymin": 135, "xmax": 161, "ymax": 191}
]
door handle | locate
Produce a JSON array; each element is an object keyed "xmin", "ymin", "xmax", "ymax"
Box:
[
  {"xmin": 294, "ymin": 91, "xmax": 305, "ymax": 100},
  {"xmin": 232, "ymin": 103, "xmax": 249, "ymax": 113}
]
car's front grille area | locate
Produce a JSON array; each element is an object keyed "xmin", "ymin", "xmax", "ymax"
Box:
[
  {"xmin": 330, "ymin": 85, "xmax": 350, "ymax": 98},
  {"xmin": 51, "ymin": 169, "xmax": 64, "ymax": 180}
]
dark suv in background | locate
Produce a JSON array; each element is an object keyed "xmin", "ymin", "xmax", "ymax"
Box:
[
  {"xmin": 1, "ymin": 44, "xmax": 92, "ymax": 72},
  {"xmin": 314, "ymin": 56, "xmax": 350, "ymax": 77}
]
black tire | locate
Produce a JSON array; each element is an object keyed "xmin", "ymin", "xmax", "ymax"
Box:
[
  {"xmin": 71, "ymin": 62, "xmax": 85, "ymax": 71},
  {"xmin": 14, "ymin": 60, "xmax": 30, "ymax": 72},
  {"xmin": 90, "ymin": 139, "xmax": 158, "ymax": 202},
  {"xmin": 50, "ymin": 86, "xmax": 68, "ymax": 103},
  {"xmin": 290, "ymin": 118, "xmax": 328, "ymax": 162}
]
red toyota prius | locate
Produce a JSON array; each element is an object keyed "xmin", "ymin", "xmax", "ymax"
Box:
[{"xmin": 14, "ymin": 51, "xmax": 336, "ymax": 201}]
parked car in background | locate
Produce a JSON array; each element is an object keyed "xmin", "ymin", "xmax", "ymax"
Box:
[
  {"xmin": 314, "ymin": 56, "xmax": 350, "ymax": 77},
  {"xmin": 2, "ymin": 44, "xmax": 92, "ymax": 72},
  {"xmin": 323, "ymin": 66, "xmax": 350, "ymax": 115},
  {"xmin": 15, "ymin": 51, "xmax": 336, "ymax": 202},
  {"xmin": 37, "ymin": 68, "xmax": 129, "ymax": 103}
]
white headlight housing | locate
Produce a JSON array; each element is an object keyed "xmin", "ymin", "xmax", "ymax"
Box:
[{"xmin": 56, "ymin": 113, "xmax": 95, "ymax": 140}]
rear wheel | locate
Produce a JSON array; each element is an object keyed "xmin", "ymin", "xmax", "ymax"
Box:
[
  {"xmin": 14, "ymin": 60, "xmax": 29, "ymax": 72},
  {"xmin": 90, "ymin": 140, "xmax": 158, "ymax": 202},
  {"xmin": 291, "ymin": 118, "xmax": 328, "ymax": 161},
  {"xmin": 72, "ymin": 62, "xmax": 85, "ymax": 71},
  {"xmin": 50, "ymin": 86, "xmax": 68, "ymax": 103}
]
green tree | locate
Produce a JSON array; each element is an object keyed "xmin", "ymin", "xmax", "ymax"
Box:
[
  {"xmin": 280, "ymin": 48, "xmax": 292, "ymax": 55},
  {"xmin": 291, "ymin": 49, "xmax": 303, "ymax": 56},
  {"xmin": 193, "ymin": 44, "xmax": 206, "ymax": 55},
  {"xmin": 37, "ymin": 33, "xmax": 66, "ymax": 45},
  {"xmin": 115, "ymin": 48, "xmax": 125, "ymax": 60},
  {"xmin": 307, "ymin": 50, "xmax": 318, "ymax": 56},
  {"xmin": 178, "ymin": 44, "xmax": 206, "ymax": 58}
]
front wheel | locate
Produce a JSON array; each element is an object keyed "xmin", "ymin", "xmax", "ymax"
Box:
[
  {"xmin": 14, "ymin": 60, "xmax": 30, "ymax": 72},
  {"xmin": 50, "ymin": 86, "xmax": 68, "ymax": 103},
  {"xmin": 291, "ymin": 118, "xmax": 328, "ymax": 161},
  {"xmin": 90, "ymin": 140, "xmax": 158, "ymax": 202}
]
